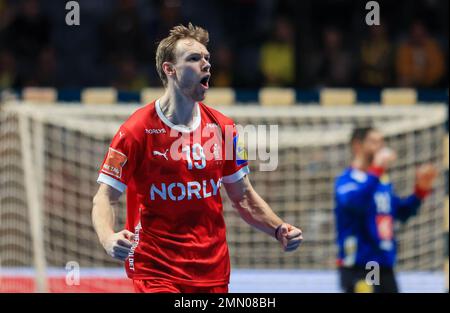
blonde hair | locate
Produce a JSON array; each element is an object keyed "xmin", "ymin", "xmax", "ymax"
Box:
[{"xmin": 156, "ymin": 23, "xmax": 209, "ymax": 87}]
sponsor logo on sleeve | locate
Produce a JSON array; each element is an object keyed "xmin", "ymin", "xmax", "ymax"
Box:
[
  {"xmin": 234, "ymin": 134, "xmax": 248, "ymax": 166},
  {"xmin": 102, "ymin": 147, "xmax": 128, "ymax": 179}
]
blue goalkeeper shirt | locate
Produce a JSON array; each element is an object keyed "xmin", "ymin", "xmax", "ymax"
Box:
[{"xmin": 334, "ymin": 167, "xmax": 423, "ymax": 268}]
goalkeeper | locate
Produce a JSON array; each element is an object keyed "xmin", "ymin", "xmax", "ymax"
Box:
[{"xmin": 334, "ymin": 127, "xmax": 438, "ymax": 293}]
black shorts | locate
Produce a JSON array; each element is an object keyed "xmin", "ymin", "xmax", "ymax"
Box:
[{"xmin": 339, "ymin": 266, "xmax": 399, "ymax": 293}]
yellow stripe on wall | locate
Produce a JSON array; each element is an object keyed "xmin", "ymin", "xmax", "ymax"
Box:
[
  {"xmin": 259, "ymin": 88, "xmax": 295, "ymax": 106},
  {"xmin": 204, "ymin": 88, "xmax": 236, "ymax": 106},
  {"xmin": 22, "ymin": 87, "xmax": 57, "ymax": 103},
  {"xmin": 320, "ymin": 88, "xmax": 356, "ymax": 106},
  {"xmin": 381, "ymin": 88, "xmax": 417, "ymax": 106},
  {"xmin": 81, "ymin": 88, "xmax": 118, "ymax": 105}
]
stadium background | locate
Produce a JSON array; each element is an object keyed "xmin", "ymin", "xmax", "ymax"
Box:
[{"xmin": 0, "ymin": 0, "xmax": 448, "ymax": 292}]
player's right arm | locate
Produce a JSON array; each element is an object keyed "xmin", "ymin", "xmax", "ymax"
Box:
[
  {"xmin": 92, "ymin": 182, "xmax": 133, "ymax": 261},
  {"xmin": 92, "ymin": 124, "xmax": 141, "ymax": 261}
]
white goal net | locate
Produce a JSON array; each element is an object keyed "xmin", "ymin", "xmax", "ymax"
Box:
[{"xmin": 0, "ymin": 101, "xmax": 447, "ymax": 292}]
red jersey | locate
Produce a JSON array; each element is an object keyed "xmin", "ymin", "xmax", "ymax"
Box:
[{"xmin": 97, "ymin": 99, "xmax": 249, "ymax": 287}]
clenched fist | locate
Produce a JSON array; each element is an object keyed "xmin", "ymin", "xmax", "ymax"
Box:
[
  {"xmin": 415, "ymin": 164, "xmax": 438, "ymax": 191},
  {"xmin": 275, "ymin": 223, "xmax": 303, "ymax": 252},
  {"xmin": 101, "ymin": 229, "xmax": 134, "ymax": 261}
]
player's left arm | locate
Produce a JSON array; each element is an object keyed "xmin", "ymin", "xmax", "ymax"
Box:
[
  {"xmin": 224, "ymin": 175, "xmax": 303, "ymax": 252},
  {"xmin": 394, "ymin": 164, "xmax": 438, "ymax": 222}
]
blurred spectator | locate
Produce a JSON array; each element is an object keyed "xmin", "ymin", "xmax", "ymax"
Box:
[
  {"xmin": 0, "ymin": 0, "xmax": 447, "ymax": 90},
  {"xmin": 0, "ymin": 50, "xmax": 18, "ymax": 89},
  {"xmin": 0, "ymin": 0, "xmax": 15, "ymax": 34},
  {"xmin": 144, "ymin": 0, "xmax": 188, "ymax": 86},
  {"xmin": 220, "ymin": 0, "xmax": 272, "ymax": 88},
  {"xmin": 111, "ymin": 57, "xmax": 149, "ymax": 91},
  {"xmin": 396, "ymin": 20, "xmax": 445, "ymax": 87},
  {"xmin": 260, "ymin": 16, "xmax": 295, "ymax": 86},
  {"xmin": 34, "ymin": 46, "xmax": 58, "ymax": 87},
  {"xmin": 211, "ymin": 44, "xmax": 234, "ymax": 87},
  {"xmin": 359, "ymin": 23, "xmax": 394, "ymax": 87},
  {"xmin": 153, "ymin": 0, "xmax": 188, "ymax": 40},
  {"xmin": 311, "ymin": 26, "xmax": 354, "ymax": 87},
  {"xmin": 99, "ymin": 0, "xmax": 149, "ymax": 65},
  {"xmin": 3, "ymin": 0, "xmax": 51, "ymax": 71},
  {"xmin": 13, "ymin": 46, "xmax": 59, "ymax": 88}
]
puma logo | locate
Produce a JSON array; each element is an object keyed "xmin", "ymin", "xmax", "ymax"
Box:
[{"xmin": 153, "ymin": 149, "xmax": 169, "ymax": 160}]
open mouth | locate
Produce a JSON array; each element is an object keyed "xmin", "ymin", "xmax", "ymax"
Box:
[{"xmin": 200, "ymin": 75, "xmax": 210, "ymax": 89}]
